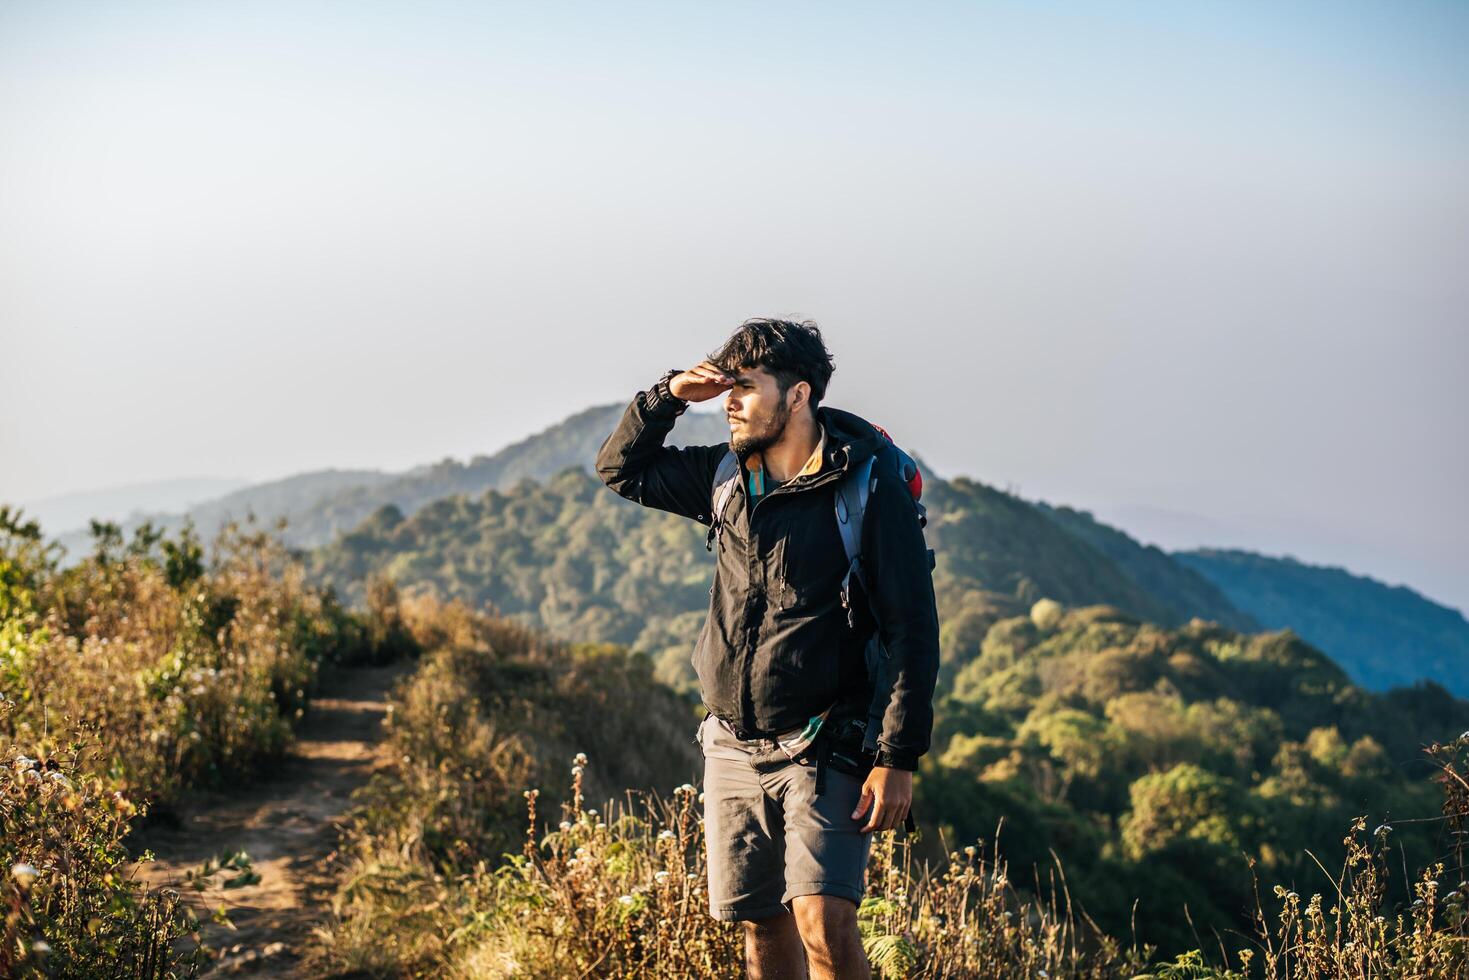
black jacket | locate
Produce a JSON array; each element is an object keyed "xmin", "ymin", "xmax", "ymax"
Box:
[{"xmin": 595, "ymin": 373, "xmax": 940, "ymax": 770}]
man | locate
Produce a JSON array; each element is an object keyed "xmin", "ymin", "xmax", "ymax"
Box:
[{"xmin": 595, "ymin": 318, "xmax": 940, "ymax": 979}]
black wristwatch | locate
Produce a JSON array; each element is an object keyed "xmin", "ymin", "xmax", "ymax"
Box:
[{"xmin": 651, "ymin": 368, "xmax": 689, "ymax": 416}]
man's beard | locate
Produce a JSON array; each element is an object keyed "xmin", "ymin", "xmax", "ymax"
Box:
[{"xmin": 731, "ymin": 398, "xmax": 792, "ymax": 460}]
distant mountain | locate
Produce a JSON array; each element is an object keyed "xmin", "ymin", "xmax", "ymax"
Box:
[
  {"xmin": 49, "ymin": 468, "xmax": 393, "ymax": 565},
  {"xmin": 1175, "ymin": 548, "xmax": 1469, "ymax": 696},
  {"xmin": 44, "ymin": 402, "xmax": 730, "ymax": 561},
  {"xmin": 1034, "ymin": 503, "xmax": 1257, "ymax": 632},
  {"xmin": 270, "ymin": 403, "xmax": 728, "ymax": 548},
  {"xmin": 20, "ymin": 476, "xmax": 249, "ymax": 539}
]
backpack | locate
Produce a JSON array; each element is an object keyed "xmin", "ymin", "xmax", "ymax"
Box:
[{"xmin": 704, "ymin": 423, "xmax": 936, "ymax": 757}]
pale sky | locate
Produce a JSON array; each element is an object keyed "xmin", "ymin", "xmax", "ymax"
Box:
[{"xmin": 2, "ymin": 1, "xmax": 1465, "ymax": 611}]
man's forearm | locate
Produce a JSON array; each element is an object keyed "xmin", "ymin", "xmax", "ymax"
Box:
[
  {"xmin": 595, "ymin": 371, "xmax": 725, "ymax": 524},
  {"xmin": 595, "ymin": 370, "xmax": 688, "ymax": 500}
]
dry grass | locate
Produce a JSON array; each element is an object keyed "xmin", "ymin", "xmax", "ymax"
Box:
[{"xmin": 1234, "ymin": 732, "xmax": 1469, "ymax": 980}]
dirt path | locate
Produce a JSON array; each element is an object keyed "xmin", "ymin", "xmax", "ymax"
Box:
[{"xmin": 130, "ymin": 660, "xmax": 411, "ymax": 978}]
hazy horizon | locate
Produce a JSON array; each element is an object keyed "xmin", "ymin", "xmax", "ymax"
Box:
[{"xmin": 4, "ymin": 2, "xmax": 1465, "ymax": 611}]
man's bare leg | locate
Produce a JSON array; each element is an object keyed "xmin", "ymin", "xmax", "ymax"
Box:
[
  {"xmin": 790, "ymin": 895, "xmax": 870, "ymax": 980},
  {"xmin": 742, "ymin": 908, "xmax": 808, "ymax": 979}
]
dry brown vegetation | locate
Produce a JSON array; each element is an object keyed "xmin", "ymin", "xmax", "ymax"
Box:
[{"xmin": 1, "ymin": 507, "xmax": 378, "ymax": 977}]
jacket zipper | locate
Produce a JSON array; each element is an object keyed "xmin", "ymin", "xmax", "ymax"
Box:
[
  {"xmin": 746, "ymin": 457, "xmax": 849, "ymax": 521},
  {"xmin": 732, "ymin": 454, "xmax": 859, "ymax": 739}
]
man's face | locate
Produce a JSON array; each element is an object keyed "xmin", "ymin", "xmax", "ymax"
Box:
[{"xmin": 724, "ymin": 365, "xmax": 798, "ymax": 459}]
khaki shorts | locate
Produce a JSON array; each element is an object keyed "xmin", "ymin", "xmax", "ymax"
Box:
[{"xmin": 696, "ymin": 712, "xmax": 873, "ymax": 921}]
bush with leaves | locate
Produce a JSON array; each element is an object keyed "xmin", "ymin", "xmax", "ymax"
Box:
[
  {"xmin": 1, "ymin": 729, "xmax": 204, "ymax": 978},
  {"xmin": 0, "ymin": 507, "xmax": 389, "ymax": 805}
]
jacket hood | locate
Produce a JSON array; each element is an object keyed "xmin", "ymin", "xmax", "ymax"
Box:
[{"xmin": 815, "ymin": 406, "xmax": 887, "ymax": 470}]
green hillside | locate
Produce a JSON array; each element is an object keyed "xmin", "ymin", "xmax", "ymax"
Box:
[{"xmin": 1176, "ymin": 548, "xmax": 1469, "ymax": 696}]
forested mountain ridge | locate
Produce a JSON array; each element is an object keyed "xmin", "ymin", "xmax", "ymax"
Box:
[
  {"xmin": 1176, "ymin": 547, "xmax": 1469, "ymax": 696},
  {"xmin": 1035, "ymin": 501, "xmax": 1259, "ymax": 632}
]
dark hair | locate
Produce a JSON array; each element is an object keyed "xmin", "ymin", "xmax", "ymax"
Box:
[{"xmin": 707, "ymin": 318, "xmax": 835, "ymax": 410}]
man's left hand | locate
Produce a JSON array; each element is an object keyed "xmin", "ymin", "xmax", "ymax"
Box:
[{"xmin": 851, "ymin": 766, "xmax": 912, "ymax": 833}]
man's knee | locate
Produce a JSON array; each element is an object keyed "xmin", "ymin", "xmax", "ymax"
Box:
[
  {"xmin": 790, "ymin": 894, "xmax": 858, "ymax": 944},
  {"xmin": 743, "ymin": 907, "xmax": 798, "ymax": 937}
]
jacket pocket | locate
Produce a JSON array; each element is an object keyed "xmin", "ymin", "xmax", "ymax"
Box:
[{"xmin": 773, "ymin": 509, "xmax": 845, "ymax": 610}]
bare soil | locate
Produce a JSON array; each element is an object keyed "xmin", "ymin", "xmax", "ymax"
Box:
[{"xmin": 130, "ymin": 660, "xmax": 411, "ymax": 978}]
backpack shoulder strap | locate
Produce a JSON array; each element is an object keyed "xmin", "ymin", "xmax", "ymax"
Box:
[
  {"xmin": 834, "ymin": 455, "xmax": 876, "ymax": 567},
  {"xmin": 834, "ymin": 454, "xmax": 877, "ymax": 626},
  {"xmin": 705, "ymin": 448, "xmax": 740, "ymax": 552}
]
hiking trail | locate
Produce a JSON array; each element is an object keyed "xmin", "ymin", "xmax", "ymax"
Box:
[{"xmin": 130, "ymin": 660, "xmax": 410, "ymax": 978}]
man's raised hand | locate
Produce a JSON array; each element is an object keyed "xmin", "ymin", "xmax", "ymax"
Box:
[{"xmin": 669, "ymin": 361, "xmax": 735, "ymax": 403}]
